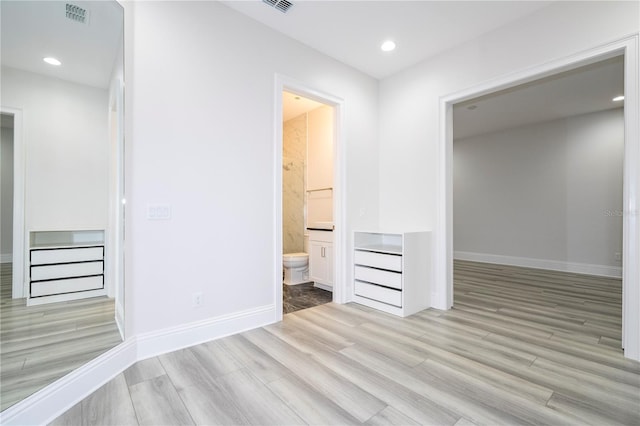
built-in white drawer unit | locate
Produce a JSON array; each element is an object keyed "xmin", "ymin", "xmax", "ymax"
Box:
[
  {"xmin": 353, "ymin": 231, "xmax": 430, "ymax": 317},
  {"xmin": 29, "ymin": 230, "xmax": 106, "ymax": 302}
]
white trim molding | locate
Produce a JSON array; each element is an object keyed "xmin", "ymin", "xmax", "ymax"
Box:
[
  {"xmin": 621, "ymin": 34, "xmax": 640, "ymax": 361},
  {"xmin": 454, "ymin": 251, "xmax": 623, "ymax": 279},
  {"xmin": 437, "ymin": 34, "xmax": 640, "ymax": 361},
  {"xmin": 0, "ymin": 340, "xmax": 137, "ymax": 426},
  {"xmin": 136, "ymin": 304, "xmax": 276, "ymax": 361},
  {"xmin": 0, "ymin": 106, "xmax": 25, "ymax": 299},
  {"xmin": 0, "ymin": 303, "xmax": 276, "ymax": 425}
]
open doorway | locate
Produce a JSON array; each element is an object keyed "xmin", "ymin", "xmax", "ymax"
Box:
[
  {"xmin": 281, "ymin": 91, "xmax": 334, "ymax": 314},
  {"xmin": 274, "ymin": 77, "xmax": 345, "ymax": 321},
  {"xmin": 452, "ymin": 56, "xmax": 625, "ymax": 350},
  {"xmin": 1, "ymin": 113, "xmax": 15, "ymax": 294},
  {"xmin": 437, "ymin": 37, "xmax": 640, "ymax": 360}
]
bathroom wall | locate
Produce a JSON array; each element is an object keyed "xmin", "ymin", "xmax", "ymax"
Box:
[
  {"xmin": 1, "ymin": 124, "xmax": 13, "ymax": 262},
  {"xmin": 283, "ymin": 113, "xmax": 307, "ymax": 254},
  {"xmin": 307, "ymin": 105, "xmax": 334, "ymax": 226},
  {"xmin": 283, "ymin": 105, "xmax": 335, "ymax": 253}
]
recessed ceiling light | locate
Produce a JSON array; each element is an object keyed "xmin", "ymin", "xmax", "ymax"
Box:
[
  {"xmin": 43, "ymin": 57, "xmax": 62, "ymax": 66},
  {"xmin": 380, "ymin": 40, "xmax": 396, "ymax": 52},
  {"xmin": 613, "ymin": 95, "xmax": 625, "ymax": 102}
]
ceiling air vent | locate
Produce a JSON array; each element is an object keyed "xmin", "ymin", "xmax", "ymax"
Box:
[
  {"xmin": 65, "ymin": 3, "xmax": 89, "ymax": 24},
  {"xmin": 262, "ymin": 0, "xmax": 293, "ymax": 14}
]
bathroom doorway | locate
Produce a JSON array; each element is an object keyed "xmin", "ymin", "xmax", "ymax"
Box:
[
  {"xmin": 1, "ymin": 113, "xmax": 15, "ymax": 277},
  {"xmin": 281, "ymin": 91, "xmax": 335, "ymax": 314}
]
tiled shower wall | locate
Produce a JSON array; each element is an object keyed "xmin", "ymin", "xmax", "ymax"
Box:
[{"xmin": 283, "ymin": 113, "xmax": 306, "ymax": 254}]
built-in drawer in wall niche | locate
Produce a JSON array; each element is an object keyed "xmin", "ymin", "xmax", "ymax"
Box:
[
  {"xmin": 353, "ymin": 231, "xmax": 430, "ymax": 317},
  {"xmin": 28, "ymin": 230, "xmax": 106, "ymax": 305}
]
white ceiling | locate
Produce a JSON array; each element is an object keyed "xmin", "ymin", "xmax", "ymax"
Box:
[
  {"xmin": 0, "ymin": 0, "xmax": 123, "ymax": 89},
  {"xmin": 283, "ymin": 91, "xmax": 325, "ymax": 121},
  {"xmin": 245, "ymin": 1, "xmax": 623, "ymax": 138},
  {"xmin": 1, "ymin": 1, "xmax": 625, "ymax": 136},
  {"xmin": 453, "ymin": 56, "xmax": 624, "ymax": 140},
  {"xmin": 221, "ymin": 0, "xmax": 553, "ymax": 79},
  {"xmin": 281, "ymin": 57, "xmax": 624, "ymax": 137}
]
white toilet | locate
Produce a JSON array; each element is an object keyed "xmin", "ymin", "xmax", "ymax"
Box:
[
  {"xmin": 283, "ymin": 234, "xmax": 309, "ymax": 285},
  {"xmin": 283, "ymin": 253, "xmax": 309, "ymax": 285}
]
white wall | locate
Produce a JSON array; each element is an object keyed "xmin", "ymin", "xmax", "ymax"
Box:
[
  {"xmin": 378, "ymin": 1, "xmax": 639, "ymax": 306},
  {"xmin": 454, "ymin": 109, "xmax": 624, "ymax": 275},
  {"xmin": 307, "ymin": 105, "xmax": 334, "ymax": 226},
  {"xmin": 124, "ymin": 1, "xmax": 378, "ymax": 337},
  {"xmin": 1, "ymin": 67, "xmax": 109, "ymax": 232},
  {"xmin": 1, "ymin": 125, "xmax": 13, "ymax": 261}
]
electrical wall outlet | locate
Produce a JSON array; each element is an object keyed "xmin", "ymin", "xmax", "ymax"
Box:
[
  {"xmin": 192, "ymin": 292, "xmax": 203, "ymax": 308},
  {"xmin": 614, "ymin": 252, "xmax": 622, "ymax": 261}
]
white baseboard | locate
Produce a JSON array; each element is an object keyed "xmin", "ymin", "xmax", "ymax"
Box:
[
  {"xmin": 136, "ymin": 303, "xmax": 276, "ymax": 361},
  {"xmin": 313, "ymin": 282, "xmax": 333, "ymax": 292},
  {"xmin": 0, "ymin": 339, "xmax": 137, "ymax": 426},
  {"xmin": 0, "ymin": 253, "xmax": 12, "ymax": 263},
  {"xmin": 0, "ymin": 303, "xmax": 277, "ymax": 425},
  {"xmin": 454, "ymin": 251, "xmax": 622, "ymax": 278}
]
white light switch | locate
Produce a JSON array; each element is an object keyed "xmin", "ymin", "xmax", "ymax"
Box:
[{"xmin": 147, "ymin": 204, "xmax": 171, "ymax": 220}]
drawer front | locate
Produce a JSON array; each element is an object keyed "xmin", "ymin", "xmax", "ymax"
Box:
[
  {"xmin": 31, "ymin": 261, "xmax": 103, "ymax": 281},
  {"xmin": 354, "ymin": 250, "xmax": 402, "ymax": 272},
  {"xmin": 31, "ymin": 276, "xmax": 104, "ymax": 297},
  {"xmin": 355, "ymin": 280, "xmax": 402, "ymax": 307},
  {"xmin": 308, "ymin": 230, "xmax": 333, "ymax": 243},
  {"xmin": 354, "ymin": 265, "xmax": 402, "ymax": 290},
  {"xmin": 31, "ymin": 247, "xmax": 104, "ymax": 265}
]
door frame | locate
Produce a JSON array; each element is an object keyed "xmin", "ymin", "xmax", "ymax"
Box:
[
  {"xmin": 435, "ymin": 35, "xmax": 640, "ymax": 360},
  {"xmin": 274, "ymin": 74, "xmax": 345, "ymax": 320},
  {"xmin": 1, "ymin": 106, "xmax": 25, "ymax": 299}
]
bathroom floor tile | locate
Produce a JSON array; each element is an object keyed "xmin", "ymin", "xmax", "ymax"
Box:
[{"xmin": 283, "ymin": 282, "xmax": 332, "ymax": 314}]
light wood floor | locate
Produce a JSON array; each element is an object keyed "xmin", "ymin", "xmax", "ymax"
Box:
[
  {"xmin": 0, "ymin": 262, "xmax": 122, "ymax": 411},
  {"xmin": 52, "ymin": 260, "xmax": 639, "ymax": 425}
]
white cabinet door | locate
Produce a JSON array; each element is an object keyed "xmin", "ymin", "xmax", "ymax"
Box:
[
  {"xmin": 309, "ymin": 240, "xmax": 326, "ymax": 284},
  {"xmin": 309, "ymin": 240, "xmax": 333, "ymax": 287},
  {"xmin": 324, "ymin": 242, "xmax": 334, "ymax": 287}
]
